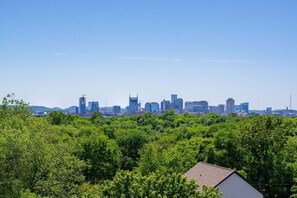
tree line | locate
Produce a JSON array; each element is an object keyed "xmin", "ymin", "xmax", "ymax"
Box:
[{"xmin": 0, "ymin": 94, "xmax": 296, "ymax": 197}]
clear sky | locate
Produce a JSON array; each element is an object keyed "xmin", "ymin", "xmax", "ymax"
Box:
[{"xmin": 1, "ymin": 0, "xmax": 296, "ymax": 109}]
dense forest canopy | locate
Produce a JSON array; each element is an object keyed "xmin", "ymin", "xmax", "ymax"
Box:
[{"xmin": 0, "ymin": 94, "xmax": 297, "ymax": 198}]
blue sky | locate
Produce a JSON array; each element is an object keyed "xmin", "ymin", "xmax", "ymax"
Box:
[{"xmin": 1, "ymin": 0, "xmax": 296, "ymax": 109}]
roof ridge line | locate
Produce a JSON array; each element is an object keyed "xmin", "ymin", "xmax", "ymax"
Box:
[{"xmin": 198, "ymin": 162, "xmax": 235, "ymax": 172}]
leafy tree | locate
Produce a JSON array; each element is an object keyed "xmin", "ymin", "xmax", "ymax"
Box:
[
  {"xmin": 90, "ymin": 112, "xmax": 104, "ymax": 124},
  {"xmin": 291, "ymin": 180, "xmax": 297, "ymax": 198},
  {"xmin": 101, "ymin": 171, "xmax": 221, "ymax": 198},
  {"xmin": 0, "ymin": 101, "xmax": 86, "ymax": 196},
  {"xmin": 199, "ymin": 113, "xmax": 227, "ymax": 126},
  {"xmin": 241, "ymin": 116, "xmax": 288, "ymax": 197},
  {"xmin": 115, "ymin": 129, "xmax": 149, "ymax": 170},
  {"xmin": 48, "ymin": 111, "xmax": 76, "ymax": 125},
  {"xmin": 165, "ymin": 137, "xmax": 216, "ymax": 173},
  {"xmin": 137, "ymin": 143, "xmax": 165, "ymax": 175},
  {"xmin": 0, "ymin": 93, "xmax": 31, "ymax": 119},
  {"xmin": 213, "ymin": 127, "xmax": 244, "ymax": 170},
  {"xmin": 77, "ymin": 131, "xmax": 121, "ymax": 183}
]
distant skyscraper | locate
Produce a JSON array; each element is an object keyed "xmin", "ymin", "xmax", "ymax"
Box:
[
  {"xmin": 144, "ymin": 102, "xmax": 152, "ymax": 112},
  {"xmin": 240, "ymin": 102, "xmax": 249, "ymax": 113},
  {"xmin": 161, "ymin": 99, "xmax": 171, "ymax": 113},
  {"xmin": 79, "ymin": 95, "xmax": 86, "ymax": 115},
  {"xmin": 226, "ymin": 98, "xmax": 235, "ymax": 114},
  {"xmin": 171, "ymin": 94, "xmax": 177, "ymax": 108},
  {"xmin": 113, "ymin": 105, "xmax": 121, "ymax": 115},
  {"xmin": 89, "ymin": 101, "xmax": 99, "ymax": 113},
  {"xmin": 176, "ymin": 98, "xmax": 183, "ymax": 113},
  {"xmin": 151, "ymin": 102, "xmax": 160, "ymax": 114},
  {"xmin": 128, "ymin": 95, "xmax": 138, "ymax": 114},
  {"xmin": 217, "ymin": 104, "xmax": 225, "ymax": 114}
]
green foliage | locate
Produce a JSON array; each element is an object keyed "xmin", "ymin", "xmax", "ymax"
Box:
[
  {"xmin": 291, "ymin": 182, "xmax": 297, "ymax": 198},
  {"xmin": 1, "ymin": 95, "xmax": 297, "ymax": 197},
  {"xmin": 241, "ymin": 116, "xmax": 289, "ymax": 197},
  {"xmin": 77, "ymin": 130, "xmax": 121, "ymax": 183},
  {"xmin": 199, "ymin": 113, "xmax": 227, "ymax": 126},
  {"xmin": 90, "ymin": 112, "xmax": 104, "ymax": 124},
  {"xmin": 0, "ymin": 108, "xmax": 86, "ymax": 197},
  {"xmin": 115, "ymin": 129, "xmax": 149, "ymax": 170},
  {"xmin": 101, "ymin": 171, "xmax": 221, "ymax": 198},
  {"xmin": 48, "ymin": 111, "xmax": 77, "ymax": 125},
  {"xmin": 0, "ymin": 93, "xmax": 31, "ymax": 119},
  {"xmin": 213, "ymin": 127, "xmax": 244, "ymax": 169},
  {"xmin": 137, "ymin": 143, "xmax": 165, "ymax": 175}
]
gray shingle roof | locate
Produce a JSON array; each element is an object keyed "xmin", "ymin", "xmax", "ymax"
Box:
[{"xmin": 184, "ymin": 162, "xmax": 235, "ymax": 189}]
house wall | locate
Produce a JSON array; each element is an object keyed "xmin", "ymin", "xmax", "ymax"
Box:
[{"xmin": 218, "ymin": 173, "xmax": 263, "ymax": 198}]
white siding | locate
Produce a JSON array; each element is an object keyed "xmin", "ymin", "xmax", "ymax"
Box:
[{"xmin": 218, "ymin": 173, "xmax": 263, "ymax": 198}]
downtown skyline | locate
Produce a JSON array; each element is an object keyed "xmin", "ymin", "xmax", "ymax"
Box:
[
  {"xmin": 1, "ymin": 1, "xmax": 296, "ymax": 110},
  {"xmin": 34, "ymin": 93, "xmax": 294, "ymax": 112}
]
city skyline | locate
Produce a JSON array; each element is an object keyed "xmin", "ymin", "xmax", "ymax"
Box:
[
  {"xmin": 33, "ymin": 93, "xmax": 294, "ymax": 112},
  {"xmin": 1, "ymin": 1, "xmax": 296, "ymax": 109}
]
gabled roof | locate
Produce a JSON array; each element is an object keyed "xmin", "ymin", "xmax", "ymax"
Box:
[{"xmin": 184, "ymin": 162, "xmax": 235, "ymax": 189}]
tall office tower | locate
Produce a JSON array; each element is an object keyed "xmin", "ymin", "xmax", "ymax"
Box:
[
  {"xmin": 171, "ymin": 94, "xmax": 177, "ymax": 108},
  {"xmin": 161, "ymin": 99, "xmax": 171, "ymax": 113},
  {"xmin": 113, "ymin": 105, "xmax": 121, "ymax": 115},
  {"xmin": 144, "ymin": 102, "xmax": 152, "ymax": 112},
  {"xmin": 89, "ymin": 101, "xmax": 99, "ymax": 113},
  {"xmin": 129, "ymin": 95, "xmax": 138, "ymax": 114},
  {"xmin": 79, "ymin": 95, "xmax": 86, "ymax": 115},
  {"xmin": 176, "ymin": 98, "xmax": 184, "ymax": 113},
  {"xmin": 240, "ymin": 102, "xmax": 249, "ymax": 113},
  {"xmin": 226, "ymin": 98, "xmax": 235, "ymax": 114},
  {"xmin": 151, "ymin": 102, "xmax": 160, "ymax": 114}
]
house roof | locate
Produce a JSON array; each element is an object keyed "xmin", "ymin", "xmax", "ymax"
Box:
[{"xmin": 183, "ymin": 162, "xmax": 235, "ymax": 189}]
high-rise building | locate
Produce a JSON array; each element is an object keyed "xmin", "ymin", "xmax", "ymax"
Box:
[
  {"xmin": 89, "ymin": 101, "xmax": 99, "ymax": 113},
  {"xmin": 128, "ymin": 95, "xmax": 138, "ymax": 114},
  {"xmin": 171, "ymin": 94, "xmax": 177, "ymax": 108},
  {"xmin": 185, "ymin": 101, "xmax": 208, "ymax": 114},
  {"xmin": 240, "ymin": 102, "xmax": 249, "ymax": 113},
  {"xmin": 151, "ymin": 102, "xmax": 160, "ymax": 114},
  {"xmin": 161, "ymin": 99, "xmax": 171, "ymax": 113},
  {"xmin": 176, "ymin": 98, "xmax": 183, "ymax": 113},
  {"xmin": 113, "ymin": 105, "xmax": 121, "ymax": 115},
  {"xmin": 226, "ymin": 98, "xmax": 235, "ymax": 114},
  {"xmin": 144, "ymin": 102, "xmax": 152, "ymax": 112},
  {"xmin": 217, "ymin": 104, "xmax": 225, "ymax": 114},
  {"xmin": 79, "ymin": 95, "xmax": 86, "ymax": 115}
]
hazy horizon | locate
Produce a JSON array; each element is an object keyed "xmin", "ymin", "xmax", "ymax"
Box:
[{"xmin": 1, "ymin": 1, "xmax": 296, "ymax": 110}]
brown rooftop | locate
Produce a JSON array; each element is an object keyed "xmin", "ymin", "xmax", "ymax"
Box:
[{"xmin": 184, "ymin": 162, "xmax": 235, "ymax": 189}]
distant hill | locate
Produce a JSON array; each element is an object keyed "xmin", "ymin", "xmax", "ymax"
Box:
[{"xmin": 30, "ymin": 106, "xmax": 64, "ymax": 113}]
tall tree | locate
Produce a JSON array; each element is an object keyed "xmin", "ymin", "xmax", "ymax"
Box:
[{"xmin": 241, "ymin": 116, "xmax": 287, "ymax": 197}]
